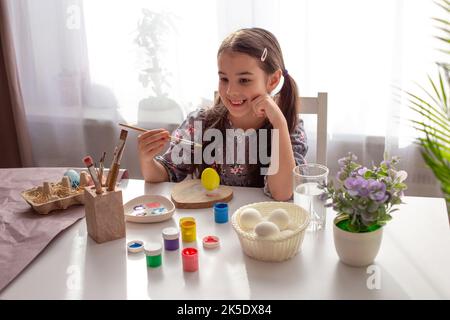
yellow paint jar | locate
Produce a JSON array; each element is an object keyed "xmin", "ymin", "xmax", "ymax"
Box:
[{"xmin": 180, "ymin": 217, "xmax": 196, "ymax": 242}]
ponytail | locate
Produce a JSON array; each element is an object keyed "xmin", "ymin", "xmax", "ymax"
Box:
[{"xmin": 277, "ymin": 73, "xmax": 299, "ymax": 133}]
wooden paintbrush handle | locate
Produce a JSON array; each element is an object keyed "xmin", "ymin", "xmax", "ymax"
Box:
[{"xmin": 107, "ymin": 163, "xmax": 120, "ymax": 191}]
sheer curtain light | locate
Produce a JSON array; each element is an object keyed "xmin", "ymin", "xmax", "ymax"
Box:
[{"xmin": 3, "ymin": 0, "xmax": 443, "ymax": 196}]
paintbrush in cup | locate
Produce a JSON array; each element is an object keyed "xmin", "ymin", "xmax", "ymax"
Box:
[
  {"xmin": 118, "ymin": 123, "xmax": 202, "ymax": 148},
  {"xmin": 98, "ymin": 151, "xmax": 106, "ymax": 186},
  {"xmin": 106, "ymin": 129, "xmax": 128, "ymax": 191},
  {"xmin": 83, "ymin": 155, "xmax": 103, "ymax": 194}
]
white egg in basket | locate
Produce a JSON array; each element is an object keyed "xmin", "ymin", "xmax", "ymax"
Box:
[
  {"xmin": 254, "ymin": 221, "xmax": 280, "ymax": 237},
  {"xmin": 231, "ymin": 201, "xmax": 310, "ymax": 262},
  {"xmin": 267, "ymin": 208, "xmax": 290, "ymax": 230},
  {"xmin": 239, "ymin": 207, "xmax": 263, "ymax": 230}
]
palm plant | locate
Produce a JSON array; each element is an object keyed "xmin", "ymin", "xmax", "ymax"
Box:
[{"xmin": 407, "ymin": 0, "xmax": 450, "ymax": 214}]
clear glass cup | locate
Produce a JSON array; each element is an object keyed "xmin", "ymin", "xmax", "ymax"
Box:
[{"xmin": 293, "ymin": 164, "xmax": 329, "ymax": 231}]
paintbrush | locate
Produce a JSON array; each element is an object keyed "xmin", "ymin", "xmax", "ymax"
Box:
[
  {"xmin": 98, "ymin": 151, "xmax": 106, "ymax": 186},
  {"xmin": 118, "ymin": 123, "xmax": 202, "ymax": 148},
  {"xmin": 106, "ymin": 129, "xmax": 128, "ymax": 191},
  {"xmin": 83, "ymin": 156, "xmax": 103, "ymax": 194}
]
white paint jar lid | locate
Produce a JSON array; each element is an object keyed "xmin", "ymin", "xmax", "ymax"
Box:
[
  {"xmin": 162, "ymin": 227, "xmax": 179, "ymax": 240},
  {"xmin": 144, "ymin": 242, "xmax": 162, "ymax": 256}
]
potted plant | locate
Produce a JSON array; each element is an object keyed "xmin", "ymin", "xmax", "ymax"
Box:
[
  {"xmin": 134, "ymin": 9, "xmax": 183, "ymax": 125},
  {"xmin": 407, "ymin": 0, "xmax": 449, "ymax": 215},
  {"xmin": 320, "ymin": 153, "xmax": 408, "ymax": 267}
]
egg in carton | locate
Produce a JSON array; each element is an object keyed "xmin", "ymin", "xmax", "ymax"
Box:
[{"xmin": 20, "ymin": 172, "xmax": 91, "ymax": 214}]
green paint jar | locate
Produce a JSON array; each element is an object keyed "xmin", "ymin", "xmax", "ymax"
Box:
[{"xmin": 144, "ymin": 243, "xmax": 162, "ymax": 268}]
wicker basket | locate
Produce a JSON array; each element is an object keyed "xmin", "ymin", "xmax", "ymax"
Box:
[{"xmin": 231, "ymin": 202, "xmax": 310, "ymax": 262}]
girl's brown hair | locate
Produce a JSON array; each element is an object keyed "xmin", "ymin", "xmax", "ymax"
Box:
[{"xmin": 204, "ymin": 27, "xmax": 299, "ymax": 133}]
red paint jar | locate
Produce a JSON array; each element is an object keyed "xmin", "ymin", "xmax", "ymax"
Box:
[{"xmin": 182, "ymin": 247, "xmax": 198, "ymax": 272}]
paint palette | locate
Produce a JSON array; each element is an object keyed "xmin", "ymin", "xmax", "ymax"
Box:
[{"xmin": 123, "ymin": 195, "xmax": 175, "ymax": 223}]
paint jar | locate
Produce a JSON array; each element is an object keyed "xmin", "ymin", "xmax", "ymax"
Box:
[
  {"xmin": 202, "ymin": 235, "xmax": 220, "ymax": 249},
  {"xmin": 127, "ymin": 240, "xmax": 144, "ymax": 253},
  {"xmin": 179, "ymin": 217, "xmax": 196, "ymax": 242},
  {"xmin": 182, "ymin": 247, "xmax": 198, "ymax": 272},
  {"xmin": 144, "ymin": 243, "xmax": 162, "ymax": 268},
  {"xmin": 214, "ymin": 203, "xmax": 229, "ymax": 223},
  {"xmin": 162, "ymin": 227, "xmax": 180, "ymax": 251}
]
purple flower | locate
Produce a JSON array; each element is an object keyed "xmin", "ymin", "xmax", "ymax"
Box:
[
  {"xmin": 357, "ymin": 167, "xmax": 368, "ymax": 176},
  {"xmin": 357, "ymin": 179, "xmax": 370, "ymax": 197},
  {"xmin": 344, "ymin": 177, "xmax": 358, "ymax": 196},
  {"xmin": 338, "ymin": 157, "xmax": 347, "ymax": 167},
  {"xmin": 368, "ymin": 179, "xmax": 388, "ymax": 202},
  {"xmin": 338, "ymin": 153, "xmax": 357, "ymax": 167},
  {"xmin": 318, "ymin": 192, "xmax": 328, "ymax": 201},
  {"xmin": 344, "ymin": 177, "xmax": 369, "ymax": 197},
  {"xmin": 327, "ymin": 153, "xmax": 406, "ymax": 230}
]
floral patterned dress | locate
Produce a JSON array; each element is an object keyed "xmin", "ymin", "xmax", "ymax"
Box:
[{"xmin": 155, "ymin": 108, "xmax": 308, "ymax": 197}]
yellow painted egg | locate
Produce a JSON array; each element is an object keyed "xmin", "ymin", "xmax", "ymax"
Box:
[{"xmin": 201, "ymin": 168, "xmax": 220, "ymax": 191}]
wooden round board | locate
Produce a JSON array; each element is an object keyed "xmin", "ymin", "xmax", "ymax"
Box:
[{"xmin": 171, "ymin": 179, "xmax": 233, "ymax": 209}]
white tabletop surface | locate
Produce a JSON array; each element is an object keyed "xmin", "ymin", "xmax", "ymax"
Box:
[{"xmin": 1, "ymin": 179, "xmax": 449, "ymax": 300}]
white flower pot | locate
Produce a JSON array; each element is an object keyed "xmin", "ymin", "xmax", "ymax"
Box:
[{"xmin": 333, "ymin": 217, "xmax": 383, "ymax": 267}]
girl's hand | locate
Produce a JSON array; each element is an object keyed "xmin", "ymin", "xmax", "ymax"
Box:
[
  {"xmin": 138, "ymin": 129, "xmax": 170, "ymax": 163},
  {"xmin": 251, "ymin": 94, "xmax": 286, "ymax": 128}
]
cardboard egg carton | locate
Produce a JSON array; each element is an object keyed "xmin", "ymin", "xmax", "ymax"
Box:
[
  {"xmin": 21, "ymin": 175, "xmax": 88, "ymax": 215},
  {"xmin": 21, "ymin": 169, "xmax": 128, "ymax": 214}
]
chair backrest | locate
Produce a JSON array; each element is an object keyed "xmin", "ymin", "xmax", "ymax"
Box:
[{"xmin": 297, "ymin": 92, "xmax": 328, "ymax": 166}]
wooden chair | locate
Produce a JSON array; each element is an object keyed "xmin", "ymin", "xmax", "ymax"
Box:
[{"xmin": 297, "ymin": 92, "xmax": 328, "ymax": 166}]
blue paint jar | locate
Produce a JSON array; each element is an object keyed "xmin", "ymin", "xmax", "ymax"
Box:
[{"xmin": 214, "ymin": 203, "xmax": 229, "ymax": 223}]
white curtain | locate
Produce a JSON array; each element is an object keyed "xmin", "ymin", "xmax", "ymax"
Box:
[{"xmin": 4, "ymin": 0, "xmax": 443, "ymax": 197}]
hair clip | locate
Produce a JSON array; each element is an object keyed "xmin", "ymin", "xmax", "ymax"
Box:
[{"xmin": 260, "ymin": 48, "xmax": 268, "ymax": 62}]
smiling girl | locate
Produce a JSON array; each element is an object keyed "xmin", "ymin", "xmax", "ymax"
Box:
[{"xmin": 138, "ymin": 28, "xmax": 308, "ymax": 200}]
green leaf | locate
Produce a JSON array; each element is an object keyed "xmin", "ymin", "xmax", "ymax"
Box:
[
  {"xmin": 433, "ymin": 17, "xmax": 450, "ymax": 26},
  {"xmin": 435, "ymin": 26, "xmax": 450, "ymax": 35},
  {"xmin": 411, "ymin": 82, "xmax": 442, "ymax": 111},
  {"xmin": 414, "ymin": 124, "xmax": 450, "ymax": 144},
  {"xmin": 417, "ymin": 133, "xmax": 450, "ymax": 150},
  {"xmin": 364, "ymin": 170, "xmax": 374, "ymax": 178},
  {"xmin": 435, "ymin": 0, "xmax": 450, "ymax": 13},
  {"xmin": 407, "ymin": 91, "xmax": 448, "ymax": 119},
  {"xmin": 387, "ymin": 208, "xmax": 400, "ymax": 214},
  {"xmin": 435, "ymin": 36, "xmax": 450, "ymax": 44},
  {"xmin": 439, "ymin": 72, "xmax": 449, "ymax": 114},
  {"xmin": 429, "ymin": 74, "xmax": 444, "ymax": 103},
  {"xmin": 411, "ymin": 118, "xmax": 450, "ymax": 138},
  {"xmin": 394, "ymin": 183, "xmax": 407, "ymax": 190}
]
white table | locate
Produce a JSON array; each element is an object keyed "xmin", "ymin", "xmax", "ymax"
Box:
[{"xmin": 1, "ymin": 179, "xmax": 449, "ymax": 300}]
